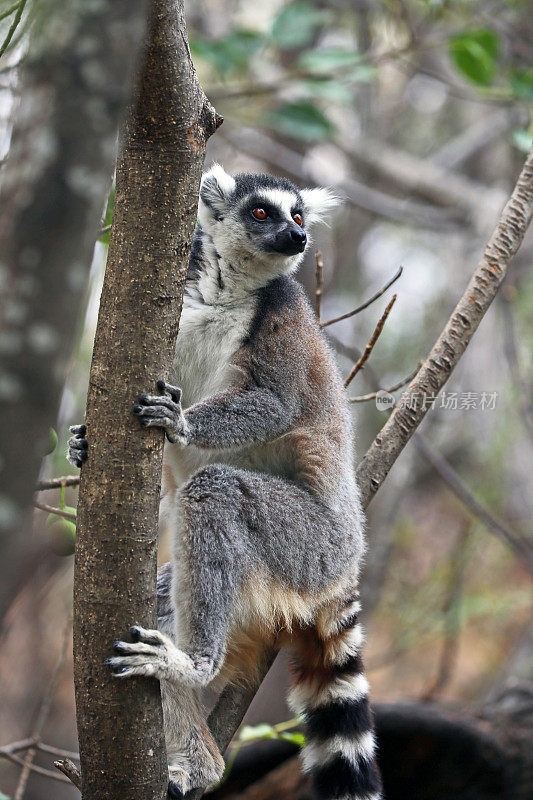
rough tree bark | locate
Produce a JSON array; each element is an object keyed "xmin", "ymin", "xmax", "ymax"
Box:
[
  {"xmin": 190, "ymin": 146, "xmax": 533, "ymax": 798},
  {"xmin": 73, "ymin": 2, "xmax": 220, "ymax": 799},
  {"xmin": 0, "ymin": 0, "xmax": 149, "ymax": 621}
]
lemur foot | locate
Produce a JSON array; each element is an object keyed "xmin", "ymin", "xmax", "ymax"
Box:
[
  {"xmin": 106, "ymin": 626, "xmax": 215, "ymax": 687},
  {"xmin": 167, "ymin": 776, "xmax": 186, "ymax": 799},
  {"xmin": 133, "ymin": 380, "xmax": 190, "ymax": 445},
  {"xmin": 67, "ymin": 424, "xmax": 88, "ymax": 468},
  {"xmin": 167, "ymin": 762, "xmax": 223, "ymax": 798},
  {"xmin": 167, "ymin": 735, "xmax": 225, "ymax": 797}
]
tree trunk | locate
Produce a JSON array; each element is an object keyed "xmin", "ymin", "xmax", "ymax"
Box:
[
  {"xmin": 73, "ymin": 2, "xmax": 220, "ymax": 799},
  {"xmin": 0, "ymin": 0, "xmax": 149, "ymax": 622}
]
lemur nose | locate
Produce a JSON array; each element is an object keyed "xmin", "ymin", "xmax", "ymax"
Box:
[{"xmin": 290, "ymin": 229, "xmax": 307, "ymax": 246}]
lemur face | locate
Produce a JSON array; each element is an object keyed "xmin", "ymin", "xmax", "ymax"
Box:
[{"xmin": 198, "ymin": 164, "xmax": 337, "ymax": 275}]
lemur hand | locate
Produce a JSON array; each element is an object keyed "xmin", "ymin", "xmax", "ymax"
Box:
[
  {"xmin": 67, "ymin": 424, "xmax": 88, "ymax": 468},
  {"xmin": 133, "ymin": 380, "xmax": 190, "ymax": 445}
]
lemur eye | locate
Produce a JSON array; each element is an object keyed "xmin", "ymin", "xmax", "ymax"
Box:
[
  {"xmin": 252, "ymin": 208, "xmax": 267, "ymax": 220},
  {"xmin": 293, "ymin": 213, "xmax": 303, "ymax": 226}
]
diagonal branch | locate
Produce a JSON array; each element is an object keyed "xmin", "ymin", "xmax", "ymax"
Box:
[
  {"xmin": 413, "ymin": 433, "xmax": 533, "ymax": 574},
  {"xmin": 54, "ymin": 759, "xmax": 81, "ymax": 790},
  {"xmin": 355, "ymin": 147, "xmax": 533, "ymax": 507}
]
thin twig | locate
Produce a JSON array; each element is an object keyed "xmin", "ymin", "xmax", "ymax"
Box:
[
  {"xmin": 349, "ymin": 362, "xmax": 422, "ymax": 402},
  {"xmin": 344, "ymin": 295, "xmax": 397, "ymax": 388},
  {"xmin": 314, "ymin": 250, "xmax": 323, "ymax": 322},
  {"xmin": 0, "ymin": 750, "xmax": 71, "ymax": 784},
  {"xmin": 0, "ymin": 1, "xmax": 21, "ymax": 23},
  {"xmin": 14, "ymin": 619, "xmax": 71, "ymax": 800},
  {"xmin": 33, "ymin": 501, "xmax": 76, "ymax": 521},
  {"xmin": 37, "ymin": 475, "xmax": 80, "ymax": 491},
  {"xmin": 0, "ymin": 739, "xmax": 37, "ymax": 755},
  {"xmin": 54, "ymin": 759, "xmax": 81, "ymax": 790},
  {"xmin": 0, "ymin": 738, "xmax": 79, "ymax": 760},
  {"xmin": 321, "ymin": 266, "xmax": 402, "ymax": 328},
  {"xmin": 0, "ymin": 0, "xmax": 27, "ymax": 59},
  {"xmin": 99, "ymin": 223, "xmax": 112, "ymax": 236},
  {"xmin": 422, "ymin": 522, "xmax": 470, "ymax": 702},
  {"xmin": 37, "ymin": 742, "xmax": 79, "ymax": 760},
  {"xmin": 413, "ymin": 433, "xmax": 533, "ymax": 575}
]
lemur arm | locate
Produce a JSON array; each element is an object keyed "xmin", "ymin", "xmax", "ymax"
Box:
[
  {"xmin": 184, "ymin": 386, "xmax": 296, "ymax": 449},
  {"xmin": 134, "ymin": 279, "xmax": 310, "ymax": 451},
  {"xmin": 133, "ymin": 381, "xmax": 299, "ymax": 451}
]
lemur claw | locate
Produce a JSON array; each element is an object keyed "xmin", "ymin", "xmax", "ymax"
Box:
[
  {"xmin": 106, "ymin": 626, "xmax": 213, "ymax": 687},
  {"xmin": 67, "ymin": 424, "xmax": 88, "ymax": 467},
  {"xmin": 157, "ymin": 379, "xmax": 182, "ymax": 404},
  {"xmin": 130, "ymin": 625, "xmax": 141, "ymax": 642},
  {"xmin": 133, "ymin": 380, "xmax": 189, "ymax": 445}
]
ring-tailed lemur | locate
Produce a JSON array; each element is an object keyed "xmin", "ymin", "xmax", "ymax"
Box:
[{"xmin": 69, "ymin": 165, "xmax": 382, "ymax": 800}]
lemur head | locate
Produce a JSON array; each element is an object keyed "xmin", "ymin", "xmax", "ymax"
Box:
[{"xmin": 198, "ymin": 164, "xmax": 337, "ymax": 279}]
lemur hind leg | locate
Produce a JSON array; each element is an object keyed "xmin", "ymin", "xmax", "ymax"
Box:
[
  {"xmin": 108, "ymin": 563, "xmax": 226, "ymax": 797},
  {"xmin": 161, "ymin": 682, "xmax": 225, "ymax": 798},
  {"xmin": 109, "ymin": 462, "xmax": 354, "ymax": 691},
  {"xmin": 159, "ymin": 563, "xmax": 226, "ymax": 798},
  {"xmin": 107, "ymin": 465, "xmax": 250, "ymax": 688}
]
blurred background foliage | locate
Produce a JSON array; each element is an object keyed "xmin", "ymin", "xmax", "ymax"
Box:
[{"xmin": 0, "ymin": 1, "xmax": 532, "ymax": 798}]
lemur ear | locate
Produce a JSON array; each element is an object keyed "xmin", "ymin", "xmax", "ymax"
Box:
[
  {"xmin": 300, "ymin": 187, "xmax": 339, "ymax": 226},
  {"xmin": 199, "ymin": 164, "xmax": 236, "ymax": 220}
]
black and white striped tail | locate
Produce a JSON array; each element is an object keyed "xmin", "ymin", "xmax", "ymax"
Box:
[{"xmin": 288, "ymin": 600, "xmax": 382, "ymax": 800}]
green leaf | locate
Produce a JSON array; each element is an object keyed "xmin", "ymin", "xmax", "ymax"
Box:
[
  {"xmin": 509, "ymin": 68, "xmax": 533, "ymax": 100},
  {"xmin": 449, "ymin": 29, "xmax": 499, "ymax": 86},
  {"xmin": 279, "ymin": 731, "xmax": 306, "ymax": 747},
  {"xmin": 238, "ymin": 723, "xmax": 275, "ymax": 742},
  {"xmin": 271, "ymin": 2, "xmax": 329, "ymax": 50},
  {"xmin": 44, "ymin": 427, "xmax": 58, "ymax": 455},
  {"xmin": 298, "ymin": 47, "xmax": 361, "ymax": 74},
  {"xmin": 266, "ymin": 101, "xmax": 335, "ymax": 142},
  {"xmin": 297, "ymin": 78, "xmax": 354, "ymax": 103},
  {"xmin": 46, "ymin": 513, "xmax": 76, "ymax": 556},
  {"xmin": 190, "ymin": 30, "xmax": 263, "ymax": 76},
  {"xmin": 511, "ymin": 128, "xmax": 533, "ymax": 153}
]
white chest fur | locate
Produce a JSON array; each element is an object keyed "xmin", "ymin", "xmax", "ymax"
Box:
[{"xmin": 172, "ymin": 294, "xmax": 255, "ymax": 408}]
